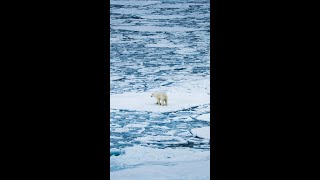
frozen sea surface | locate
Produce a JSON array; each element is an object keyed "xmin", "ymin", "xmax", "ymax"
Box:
[{"xmin": 110, "ymin": 0, "xmax": 210, "ymax": 179}]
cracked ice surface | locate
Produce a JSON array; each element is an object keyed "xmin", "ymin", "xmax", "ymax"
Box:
[{"xmin": 110, "ymin": 0, "xmax": 210, "ymax": 179}]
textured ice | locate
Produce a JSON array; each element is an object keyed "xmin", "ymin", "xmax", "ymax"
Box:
[{"xmin": 110, "ymin": 0, "xmax": 210, "ymax": 178}]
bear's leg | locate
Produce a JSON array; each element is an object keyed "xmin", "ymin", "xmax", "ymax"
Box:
[
  {"xmin": 161, "ymin": 99, "xmax": 165, "ymax": 106},
  {"xmin": 156, "ymin": 98, "xmax": 160, "ymax": 105}
]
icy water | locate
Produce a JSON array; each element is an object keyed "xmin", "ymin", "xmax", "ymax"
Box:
[{"xmin": 110, "ymin": 0, "xmax": 210, "ymax": 179}]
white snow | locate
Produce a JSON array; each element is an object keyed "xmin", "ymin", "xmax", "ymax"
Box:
[
  {"xmin": 197, "ymin": 113, "xmax": 210, "ymax": 122},
  {"xmin": 191, "ymin": 126, "xmax": 210, "ymax": 140}
]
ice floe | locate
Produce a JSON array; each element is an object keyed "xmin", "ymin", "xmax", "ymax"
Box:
[
  {"xmin": 135, "ymin": 135, "xmax": 188, "ymax": 145},
  {"xmin": 191, "ymin": 126, "xmax": 210, "ymax": 140},
  {"xmin": 110, "ymin": 92, "xmax": 209, "ymax": 113}
]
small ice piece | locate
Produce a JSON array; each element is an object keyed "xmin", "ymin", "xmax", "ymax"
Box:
[
  {"xmin": 114, "ymin": 127, "xmax": 130, "ymax": 133},
  {"xmin": 166, "ymin": 130, "xmax": 177, "ymax": 135}
]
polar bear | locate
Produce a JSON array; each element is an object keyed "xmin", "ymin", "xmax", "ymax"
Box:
[{"xmin": 151, "ymin": 92, "xmax": 168, "ymax": 106}]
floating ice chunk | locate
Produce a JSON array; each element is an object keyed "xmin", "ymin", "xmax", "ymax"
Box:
[
  {"xmin": 110, "ymin": 136, "xmax": 123, "ymax": 140},
  {"xmin": 110, "ymin": 148, "xmax": 124, "ymax": 156},
  {"xmin": 197, "ymin": 113, "xmax": 210, "ymax": 122},
  {"xmin": 135, "ymin": 135, "xmax": 188, "ymax": 145},
  {"xmin": 124, "ymin": 122, "xmax": 149, "ymax": 128},
  {"xmin": 114, "ymin": 127, "xmax": 130, "ymax": 133},
  {"xmin": 165, "ymin": 130, "xmax": 177, "ymax": 135},
  {"xmin": 191, "ymin": 126, "xmax": 210, "ymax": 140}
]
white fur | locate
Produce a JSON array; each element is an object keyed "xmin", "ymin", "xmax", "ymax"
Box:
[{"xmin": 151, "ymin": 92, "xmax": 168, "ymax": 106}]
